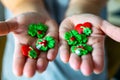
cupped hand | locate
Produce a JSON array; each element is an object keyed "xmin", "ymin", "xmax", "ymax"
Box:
[
  {"xmin": 59, "ymin": 14, "xmax": 120, "ymax": 76},
  {"xmin": 0, "ymin": 12, "xmax": 59, "ymax": 77}
]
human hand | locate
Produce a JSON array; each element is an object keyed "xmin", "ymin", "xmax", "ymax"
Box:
[
  {"xmin": 59, "ymin": 14, "xmax": 120, "ymax": 76},
  {"xmin": 0, "ymin": 12, "xmax": 58, "ymax": 77}
]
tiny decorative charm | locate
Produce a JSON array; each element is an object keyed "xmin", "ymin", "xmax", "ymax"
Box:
[
  {"xmin": 83, "ymin": 27, "xmax": 92, "ymax": 36},
  {"xmin": 64, "ymin": 30, "xmax": 88, "ymax": 45},
  {"xmin": 28, "ymin": 23, "xmax": 48, "ymax": 38},
  {"xmin": 21, "ymin": 45, "xmax": 30, "ymax": 56},
  {"xmin": 64, "ymin": 30, "xmax": 79, "ymax": 45},
  {"xmin": 74, "ymin": 22, "xmax": 92, "ymax": 36},
  {"xmin": 71, "ymin": 44, "xmax": 93, "ymax": 56},
  {"xmin": 36, "ymin": 36, "xmax": 55, "ymax": 51},
  {"xmin": 21, "ymin": 45, "xmax": 38, "ymax": 59},
  {"xmin": 64, "ymin": 22, "xmax": 93, "ymax": 56}
]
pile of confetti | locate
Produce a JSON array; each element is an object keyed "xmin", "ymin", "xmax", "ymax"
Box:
[
  {"xmin": 21, "ymin": 23, "xmax": 55, "ymax": 59},
  {"xmin": 64, "ymin": 22, "xmax": 93, "ymax": 56}
]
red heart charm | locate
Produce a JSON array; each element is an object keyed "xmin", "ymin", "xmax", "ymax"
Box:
[
  {"xmin": 21, "ymin": 45, "xmax": 31, "ymax": 56},
  {"xmin": 74, "ymin": 22, "xmax": 92, "ymax": 34},
  {"xmin": 74, "ymin": 24, "xmax": 83, "ymax": 34},
  {"xmin": 83, "ymin": 22, "xmax": 92, "ymax": 28}
]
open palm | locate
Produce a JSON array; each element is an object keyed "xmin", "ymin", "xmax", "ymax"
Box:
[
  {"xmin": 59, "ymin": 14, "xmax": 120, "ymax": 76},
  {"xmin": 0, "ymin": 12, "xmax": 58, "ymax": 77}
]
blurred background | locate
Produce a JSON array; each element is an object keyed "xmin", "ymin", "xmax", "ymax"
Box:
[{"xmin": 0, "ymin": 0, "xmax": 120, "ymax": 80}]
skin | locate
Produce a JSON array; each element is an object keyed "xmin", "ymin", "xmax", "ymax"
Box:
[
  {"xmin": 65, "ymin": 0, "xmax": 107, "ymax": 17},
  {"xmin": 60, "ymin": 0, "xmax": 119, "ymax": 76},
  {"xmin": 59, "ymin": 14, "xmax": 120, "ymax": 76},
  {"xmin": 0, "ymin": 0, "xmax": 59, "ymax": 78},
  {"xmin": 0, "ymin": 0, "xmax": 119, "ymax": 78},
  {"xmin": 0, "ymin": 12, "xmax": 59, "ymax": 77}
]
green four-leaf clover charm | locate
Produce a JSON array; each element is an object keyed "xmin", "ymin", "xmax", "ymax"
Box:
[
  {"xmin": 36, "ymin": 36, "xmax": 55, "ymax": 51},
  {"xmin": 28, "ymin": 23, "xmax": 48, "ymax": 38}
]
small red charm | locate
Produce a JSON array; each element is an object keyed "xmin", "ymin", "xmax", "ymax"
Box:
[
  {"xmin": 37, "ymin": 30, "xmax": 42, "ymax": 34},
  {"xmin": 77, "ymin": 46, "xmax": 84, "ymax": 49},
  {"xmin": 83, "ymin": 22, "xmax": 92, "ymax": 28},
  {"xmin": 74, "ymin": 22, "xmax": 92, "ymax": 34},
  {"xmin": 70, "ymin": 37, "xmax": 75, "ymax": 41},
  {"xmin": 21, "ymin": 45, "xmax": 31, "ymax": 56},
  {"xmin": 38, "ymin": 40, "xmax": 47, "ymax": 46},
  {"xmin": 74, "ymin": 24, "xmax": 83, "ymax": 34}
]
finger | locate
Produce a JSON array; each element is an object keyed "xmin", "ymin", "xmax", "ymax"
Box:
[
  {"xmin": 100, "ymin": 20, "xmax": 120, "ymax": 42},
  {"xmin": 0, "ymin": 22, "xmax": 9, "ymax": 35},
  {"xmin": 13, "ymin": 43, "xmax": 26, "ymax": 76},
  {"xmin": 45, "ymin": 19, "xmax": 59, "ymax": 39},
  {"xmin": 37, "ymin": 52, "xmax": 48, "ymax": 73},
  {"xmin": 87, "ymin": 35, "xmax": 105, "ymax": 74},
  {"xmin": 92, "ymin": 41, "xmax": 104, "ymax": 74},
  {"xmin": 46, "ymin": 33, "xmax": 58, "ymax": 61},
  {"xmin": 23, "ymin": 58, "xmax": 36, "ymax": 78},
  {"xmin": 23, "ymin": 38, "xmax": 38, "ymax": 78},
  {"xmin": 0, "ymin": 20, "xmax": 18, "ymax": 36},
  {"xmin": 81, "ymin": 54, "xmax": 93, "ymax": 76},
  {"xmin": 45, "ymin": 19, "xmax": 59, "ymax": 61},
  {"xmin": 59, "ymin": 40, "xmax": 70, "ymax": 63},
  {"xmin": 47, "ymin": 40, "xmax": 58, "ymax": 61},
  {"xmin": 59, "ymin": 18, "xmax": 74, "ymax": 39},
  {"xmin": 59, "ymin": 19, "xmax": 74, "ymax": 63},
  {"xmin": 69, "ymin": 53, "xmax": 81, "ymax": 70}
]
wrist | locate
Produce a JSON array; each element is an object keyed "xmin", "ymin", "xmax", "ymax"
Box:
[
  {"xmin": 13, "ymin": 2, "xmax": 46, "ymax": 15},
  {"xmin": 66, "ymin": 0, "xmax": 107, "ymax": 17},
  {"xmin": 1, "ymin": 0, "xmax": 49, "ymax": 16}
]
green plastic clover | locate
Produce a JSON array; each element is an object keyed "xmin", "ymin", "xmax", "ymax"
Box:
[
  {"xmin": 64, "ymin": 30, "xmax": 89, "ymax": 45},
  {"xmin": 28, "ymin": 50, "xmax": 38, "ymax": 59},
  {"xmin": 71, "ymin": 46, "xmax": 88, "ymax": 56},
  {"xmin": 27, "ymin": 47, "xmax": 38, "ymax": 59},
  {"xmin": 83, "ymin": 44, "xmax": 93, "ymax": 52},
  {"xmin": 36, "ymin": 36, "xmax": 55, "ymax": 51},
  {"xmin": 83, "ymin": 27, "xmax": 92, "ymax": 36},
  {"xmin": 64, "ymin": 30, "xmax": 79, "ymax": 45},
  {"xmin": 71, "ymin": 44, "xmax": 93, "ymax": 56},
  {"xmin": 77, "ymin": 44, "xmax": 93, "ymax": 52},
  {"xmin": 75, "ymin": 34, "xmax": 88, "ymax": 44},
  {"xmin": 28, "ymin": 24, "xmax": 37, "ymax": 37},
  {"xmin": 28, "ymin": 23, "xmax": 48, "ymax": 38}
]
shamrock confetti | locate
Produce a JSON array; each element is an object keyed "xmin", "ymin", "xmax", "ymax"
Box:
[
  {"xmin": 83, "ymin": 27, "xmax": 92, "ymax": 36},
  {"xmin": 36, "ymin": 36, "xmax": 55, "ymax": 51},
  {"xmin": 64, "ymin": 30, "xmax": 78, "ymax": 45},
  {"xmin": 28, "ymin": 23, "xmax": 48, "ymax": 38},
  {"xmin": 64, "ymin": 30, "xmax": 88, "ymax": 45},
  {"xmin": 21, "ymin": 23, "xmax": 56, "ymax": 59},
  {"xmin": 71, "ymin": 44, "xmax": 93, "ymax": 56}
]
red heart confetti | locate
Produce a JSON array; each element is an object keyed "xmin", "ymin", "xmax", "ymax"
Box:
[
  {"xmin": 74, "ymin": 22, "xmax": 92, "ymax": 34},
  {"xmin": 74, "ymin": 24, "xmax": 83, "ymax": 34},
  {"xmin": 83, "ymin": 22, "xmax": 92, "ymax": 28},
  {"xmin": 21, "ymin": 45, "xmax": 31, "ymax": 56}
]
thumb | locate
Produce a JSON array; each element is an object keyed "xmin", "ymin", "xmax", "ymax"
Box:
[
  {"xmin": 0, "ymin": 19, "xmax": 18, "ymax": 36},
  {"xmin": 100, "ymin": 20, "xmax": 120, "ymax": 42}
]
